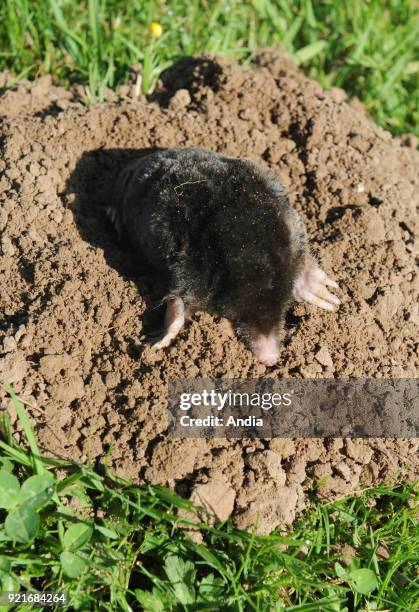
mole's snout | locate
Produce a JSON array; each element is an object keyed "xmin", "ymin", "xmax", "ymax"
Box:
[{"xmin": 249, "ymin": 331, "xmax": 280, "ymax": 367}]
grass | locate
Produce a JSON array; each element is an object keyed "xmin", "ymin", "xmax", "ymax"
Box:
[
  {"xmin": 0, "ymin": 388, "xmax": 417, "ymax": 611},
  {"xmin": 0, "ymin": 0, "xmax": 417, "ymax": 135}
]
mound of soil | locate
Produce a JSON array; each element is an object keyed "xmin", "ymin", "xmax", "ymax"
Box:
[{"xmin": 0, "ymin": 51, "xmax": 417, "ymax": 533}]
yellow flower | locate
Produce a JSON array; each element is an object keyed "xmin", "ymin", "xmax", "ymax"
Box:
[{"xmin": 150, "ymin": 22, "xmax": 163, "ymax": 38}]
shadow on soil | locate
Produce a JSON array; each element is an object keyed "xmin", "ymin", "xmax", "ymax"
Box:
[{"xmin": 65, "ymin": 147, "xmax": 167, "ymax": 341}]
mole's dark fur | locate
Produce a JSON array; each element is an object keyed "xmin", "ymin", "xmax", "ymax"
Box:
[{"xmin": 109, "ymin": 147, "xmax": 308, "ymax": 340}]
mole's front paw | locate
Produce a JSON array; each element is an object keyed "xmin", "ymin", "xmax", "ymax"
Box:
[
  {"xmin": 151, "ymin": 296, "xmax": 185, "ymax": 350},
  {"xmin": 152, "ymin": 334, "xmax": 175, "ymax": 349},
  {"xmin": 293, "ymin": 263, "xmax": 340, "ymax": 311}
]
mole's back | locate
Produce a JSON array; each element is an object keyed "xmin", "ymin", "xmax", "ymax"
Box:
[{"xmin": 114, "ymin": 147, "xmax": 308, "ymax": 328}]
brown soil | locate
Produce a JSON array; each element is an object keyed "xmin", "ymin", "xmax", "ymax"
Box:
[{"xmin": 0, "ymin": 51, "xmax": 417, "ymax": 534}]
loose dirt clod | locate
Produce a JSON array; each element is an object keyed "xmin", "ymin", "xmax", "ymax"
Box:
[{"xmin": 0, "ymin": 51, "xmax": 417, "ymax": 534}]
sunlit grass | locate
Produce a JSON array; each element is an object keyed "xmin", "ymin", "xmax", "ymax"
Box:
[
  {"xmin": 0, "ymin": 0, "xmax": 417, "ymax": 134},
  {"xmin": 0, "ymin": 387, "xmax": 417, "ymax": 610}
]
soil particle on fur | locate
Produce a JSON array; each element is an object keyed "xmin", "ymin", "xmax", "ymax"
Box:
[{"xmin": 0, "ymin": 51, "xmax": 417, "ymax": 533}]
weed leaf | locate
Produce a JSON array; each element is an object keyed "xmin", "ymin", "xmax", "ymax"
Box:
[
  {"xmin": 0, "ymin": 458, "xmax": 13, "ymax": 472},
  {"xmin": 0, "ymin": 555, "xmax": 11, "ymax": 572},
  {"xmin": 94, "ymin": 524, "xmax": 119, "ymax": 539},
  {"xmin": 334, "ymin": 562, "xmax": 348, "ymax": 579},
  {"xmin": 5, "ymin": 506, "xmax": 40, "ymax": 542},
  {"xmin": 164, "ymin": 554, "xmax": 195, "ymax": 604},
  {"xmin": 63, "ymin": 523, "xmax": 93, "ymax": 552},
  {"xmin": 134, "ymin": 589, "xmax": 165, "ymax": 611},
  {"xmin": 197, "ymin": 573, "xmax": 224, "ymax": 602},
  {"xmin": 18, "ymin": 474, "xmax": 55, "ymax": 510},
  {"xmin": 0, "ymin": 570, "xmax": 19, "ymax": 592},
  {"xmin": 60, "ymin": 550, "xmax": 88, "ymax": 578},
  {"xmin": 0, "ymin": 470, "xmax": 20, "ymax": 509},
  {"xmin": 348, "ymin": 568, "xmax": 378, "ymax": 595}
]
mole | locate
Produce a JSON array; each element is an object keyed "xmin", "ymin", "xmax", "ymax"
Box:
[{"xmin": 107, "ymin": 147, "xmax": 340, "ymax": 366}]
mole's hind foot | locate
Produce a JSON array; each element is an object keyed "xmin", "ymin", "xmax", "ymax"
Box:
[
  {"xmin": 293, "ymin": 256, "xmax": 340, "ymax": 311},
  {"xmin": 152, "ymin": 297, "xmax": 185, "ymax": 349}
]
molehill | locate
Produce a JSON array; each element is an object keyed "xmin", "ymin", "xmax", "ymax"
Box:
[{"xmin": 0, "ymin": 51, "xmax": 417, "ymax": 533}]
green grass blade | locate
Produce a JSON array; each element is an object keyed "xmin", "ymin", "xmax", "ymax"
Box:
[{"xmin": 5, "ymin": 384, "xmax": 44, "ymax": 475}]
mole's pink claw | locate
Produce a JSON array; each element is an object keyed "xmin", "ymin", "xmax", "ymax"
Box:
[{"xmin": 293, "ymin": 257, "xmax": 340, "ymax": 312}]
